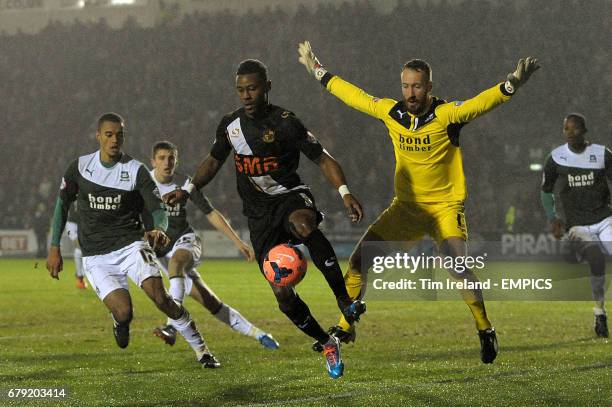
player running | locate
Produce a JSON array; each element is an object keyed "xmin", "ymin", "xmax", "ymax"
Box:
[
  {"xmin": 298, "ymin": 41, "xmax": 539, "ymax": 363},
  {"xmin": 46, "ymin": 113, "xmax": 220, "ymax": 368},
  {"xmin": 541, "ymin": 113, "xmax": 610, "ymax": 338},
  {"xmin": 164, "ymin": 59, "xmax": 365, "ymax": 379},
  {"xmin": 147, "ymin": 140, "xmax": 280, "ymax": 349},
  {"xmin": 64, "ymin": 205, "xmax": 87, "ymax": 289}
]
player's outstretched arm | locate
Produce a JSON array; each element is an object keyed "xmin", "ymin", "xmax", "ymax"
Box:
[
  {"xmin": 206, "ymin": 209, "xmax": 255, "ymax": 261},
  {"xmin": 316, "ymin": 151, "xmax": 363, "ymax": 223},
  {"xmin": 298, "ymin": 41, "xmax": 390, "ymax": 120},
  {"xmin": 164, "ymin": 154, "xmax": 222, "ymax": 206},
  {"xmin": 505, "ymin": 57, "xmax": 540, "ymax": 94},
  {"xmin": 436, "ymin": 56, "xmax": 540, "ymax": 125}
]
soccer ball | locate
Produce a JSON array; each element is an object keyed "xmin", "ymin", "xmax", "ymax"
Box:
[{"xmin": 263, "ymin": 244, "xmax": 307, "ymax": 287}]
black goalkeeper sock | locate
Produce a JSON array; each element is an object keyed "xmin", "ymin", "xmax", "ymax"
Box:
[{"xmin": 303, "ymin": 229, "xmax": 351, "ymax": 306}]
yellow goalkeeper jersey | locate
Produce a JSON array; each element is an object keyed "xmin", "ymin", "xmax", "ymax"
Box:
[{"xmin": 322, "ymin": 74, "xmax": 512, "ymax": 203}]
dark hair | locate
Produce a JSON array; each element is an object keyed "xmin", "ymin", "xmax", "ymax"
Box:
[
  {"xmin": 97, "ymin": 112, "xmax": 124, "ymax": 130},
  {"xmin": 565, "ymin": 113, "xmax": 587, "ymax": 130},
  {"xmin": 152, "ymin": 140, "xmax": 178, "ymax": 158},
  {"xmin": 236, "ymin": 59, "xmax": 268, "ymax": 81},
  {"xmin": 402, "ymin": 59, "xmax": 432, "ymax": 81}
]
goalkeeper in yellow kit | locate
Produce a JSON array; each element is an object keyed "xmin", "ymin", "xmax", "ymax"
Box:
[{"xmin": 298, "ymin": 41, "xmax": 539, "ymax": 363}]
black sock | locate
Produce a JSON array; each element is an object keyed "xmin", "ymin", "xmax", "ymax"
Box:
[
  {"xmin": 303, "ymin": 229, "xmax": 351, "ymax": 306},
  {"xmin": 279, "ymin": 294, "xmax": 329, "ymax": 343}
]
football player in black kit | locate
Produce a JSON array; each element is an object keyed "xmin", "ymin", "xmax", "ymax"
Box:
[{"xmin": 164, "ymin": 59, "xmax": 365, "ymax": 379}]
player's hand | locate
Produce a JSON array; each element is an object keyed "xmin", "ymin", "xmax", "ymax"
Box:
[
  {"xmin": 343, "ymin": 194, "xmax": 363, "ymax": 223},
  {"xmin": 237, "ymin": 240, "xmax": 255, "ymax": 262},
  {"xmin": 145, "ymin": 229, "xmax": 170, "ymax": 251},
  {"xmin": 298, "ymin": 41, "xmax": 327, "ymax": 81},
  {"xmin": 550, "ymin": 218, "xmax": 564, "ymax": 240},
  {"xmin": 46, "ymin": 245, "xmax": 63, "ymax": 280},
  {"xmin": 163, "ymin": 189, "xmax": 189, "ymax": 206},
  {"xmin": 507, "ymin": 57, "xmax": 540, "ymax": 90}
]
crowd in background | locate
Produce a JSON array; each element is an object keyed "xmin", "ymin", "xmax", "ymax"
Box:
[{"xmin": 0, "ymin": 0, "xmax": 609, "ymax": 239}]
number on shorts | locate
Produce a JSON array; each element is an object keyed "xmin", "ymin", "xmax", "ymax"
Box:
[{"xmin": 139, "ymin": 248, "xmax": 157, "ymax": 266}]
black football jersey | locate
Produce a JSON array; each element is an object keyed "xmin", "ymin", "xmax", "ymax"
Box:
[
  {"xmin": 542, "ymin": 143, "xmax": 612, "ymax": 228},
  {"xmin": 59, "ymin": 151, "xmax": 165, "ymax": 256},
  {"xmin": 210, "ymin": 104, "xmax": 324, "ymax": 217}
]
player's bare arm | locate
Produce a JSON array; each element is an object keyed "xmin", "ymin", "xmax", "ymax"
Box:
[
  {"xmin": 206, "ymin": 210, "xmax": 255, "ymax": 261},
  {"xmin": 46, "ymin": 246, "xmax": 63, "ymax": 280},
  {"xmin": 47, "ymin": 171, "xmax": 78, "ymax": 280},
  {"xmin": 316, "ymin": 151, "xmax": 363, "ymax": 223},
  {"xmin": 164, "ymin": 154, "xmax": 222, "ymax": 206}
]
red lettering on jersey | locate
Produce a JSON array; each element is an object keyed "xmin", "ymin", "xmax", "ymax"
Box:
[
  {"xmin": 244, "ymin": 156, "xmax": 261, "ymax": 175},
  {"xmin": 234, "ymin": 154, "xmax": 279, "ymax": 176},
  {"xmin": 263, "ymin": 157, "xmax": 278, "ymax": 172}
]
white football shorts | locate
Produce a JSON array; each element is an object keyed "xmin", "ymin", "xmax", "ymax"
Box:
[{"xmin": 82, "ymin": 240, "xmax": 162, "ymax": 300}]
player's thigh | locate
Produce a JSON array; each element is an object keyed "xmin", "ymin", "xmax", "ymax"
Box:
[
  {"xmin": 82, "ymin": 253, "xmax": 128, "ymax": 301},
  {"xmin": 249, "ymin": 216, "xmax": 290, "ymax": 268},
  {"xmin": 169, "ymin": 233, "xmax": 203, "ymax": 268},
  {"xmin": 168, "ymin": 249, "xmax": 195, "ymax": 277},
  {"xmin": 119, "ymin": 241, "xmax": 163, "ymax": 288},
  {"xmin": 428, "ymin": 201, "xmax": 468, "ymax": 244},
  {"xmin": 594, "ymin": 216, "xmax": 612, "ymax": 256},
  {"xmin": 368, "ymin": 199, "xmax": 429, "ymax": 242},
  {"xmin": 568, "ymin": 225, "xmax": 600, "ymax": 257}
]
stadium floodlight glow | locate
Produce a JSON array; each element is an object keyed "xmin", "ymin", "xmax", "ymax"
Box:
[
  {"xmin": 529, "ymin": 163, "xmax": 543, "ymax": 171},
  {"xmin": 111, "ymin": 0, "xmax": 136, "ymax": 5}
]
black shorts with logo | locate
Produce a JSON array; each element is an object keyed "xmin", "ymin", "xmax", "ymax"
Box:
[{"xmin": 248, "ymin": 190, "xmax": 322, "ymax": 268}]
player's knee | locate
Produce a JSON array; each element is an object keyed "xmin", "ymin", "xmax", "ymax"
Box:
[{"xmin": 289, "ymin": 219, "xmax": 317, "ymax": 240}]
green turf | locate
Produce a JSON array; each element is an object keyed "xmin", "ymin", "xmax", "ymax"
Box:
[{"xmin": 0, "ymin": 259, "xmax": 610, "ymax": 406}]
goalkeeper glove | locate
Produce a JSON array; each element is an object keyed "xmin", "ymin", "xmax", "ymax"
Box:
[
  {"xmin": 504, "ymin": 57, "xmax": 540, "ymax": 93},
  {"xmin": 298, "ymin": 41, "xmax": 328, "ymax": 81}
]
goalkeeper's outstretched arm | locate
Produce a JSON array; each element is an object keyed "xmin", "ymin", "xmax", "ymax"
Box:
[{"xmin": 298, "ymin": 41, "xmax": 391, "ymax": 120}]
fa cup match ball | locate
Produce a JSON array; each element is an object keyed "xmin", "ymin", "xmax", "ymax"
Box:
[{"xmin": 263, "ymin": 244, "xmax": 307, "ymax": 287}]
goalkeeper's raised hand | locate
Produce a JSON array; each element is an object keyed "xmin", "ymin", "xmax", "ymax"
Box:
[
  {"xmin": 298, "ymin": 41, "xmax": 328, "ymax": 81},
  {"xmin": 505, "ymin": 57, "xmax": 540, "ymax": 93}
]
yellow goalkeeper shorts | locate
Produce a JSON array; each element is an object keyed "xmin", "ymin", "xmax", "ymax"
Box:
[{"xmin": 368, "ymin": 198, "xmax": 467, "ymax": 243}]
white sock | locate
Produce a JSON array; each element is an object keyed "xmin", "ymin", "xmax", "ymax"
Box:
[
  {"xmin": 170, "ymin": 308, "xmax": 209, "ymax": 359},
  {"xmin": 74, "ymin": 248, "xmax": 84, "ymax": 278},
  {"xmin": 594, "ymin": 307, "xmax": 606, "ymax": 316},
  {"xmin": 214, "ymin": 303, "xmax": 264, "ymax": 339},
  {"xmin": 169, "ymin": 277, "xmax": 186, "ymax": 304}
]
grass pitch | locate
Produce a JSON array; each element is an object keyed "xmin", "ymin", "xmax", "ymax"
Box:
[{"xmin": 0, "ymin": 258, "xmax": 610, "ymax": 406}]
